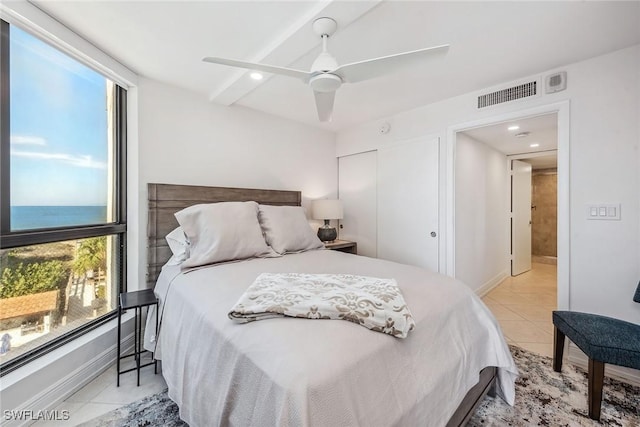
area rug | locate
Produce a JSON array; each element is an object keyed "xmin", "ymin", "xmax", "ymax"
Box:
[
  {"xmin": 81, "ymin": 345, "xmax": 639, "ymax": 426},
  {"xmin": 468, "ymin": 346, "xmax": 639, "ymax": 426}
]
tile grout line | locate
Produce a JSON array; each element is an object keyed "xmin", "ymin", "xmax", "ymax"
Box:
[{"xmin": 482, "ymin": 263, "xmax": 557, "ymax": 358}]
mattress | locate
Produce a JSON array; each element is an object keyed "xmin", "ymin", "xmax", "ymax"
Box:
[{"xmin": 145, "ymin": 249, "xmax": 517, "ymax": 427}]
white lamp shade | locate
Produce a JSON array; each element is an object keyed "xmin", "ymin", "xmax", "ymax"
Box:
[{"xmin": 312, "ymin": 199, "xmax": 343, "ymax": 220}]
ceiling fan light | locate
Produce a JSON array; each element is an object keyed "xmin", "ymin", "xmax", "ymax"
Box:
[{"xmin": 309, "ymin": 74, "xmax": 342, "ymax": 93}]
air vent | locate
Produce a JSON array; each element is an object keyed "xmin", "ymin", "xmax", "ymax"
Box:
[{"xmin": 477, "ymin": 81, "xmax": 537, "ymax": 108}]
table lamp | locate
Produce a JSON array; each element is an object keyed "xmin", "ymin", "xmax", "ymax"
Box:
[{"xmin": 312, "ymin": 199, "xmax": 343, "ymax": 242}]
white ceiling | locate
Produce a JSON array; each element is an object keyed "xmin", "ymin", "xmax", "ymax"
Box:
[
  {"xmin": 31, "ymin": 1, "xmax": 640, "ymax": 132},
  {"xmin": 525, "ymin": 155, "xmax": 558, "ymax": 171},
  {"xmin": 461, "ymin": 113, "xmax": 558, "ymax": 169}
]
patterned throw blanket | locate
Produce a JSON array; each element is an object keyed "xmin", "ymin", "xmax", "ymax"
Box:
[{"xmin": 228, "ymin": 273, "xmax": 416, "ymax": 338}]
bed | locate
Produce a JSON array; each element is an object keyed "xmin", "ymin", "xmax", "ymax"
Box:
[{"xmin": 144, "ymin": 183, "xmax": 518, "ymax": 427}]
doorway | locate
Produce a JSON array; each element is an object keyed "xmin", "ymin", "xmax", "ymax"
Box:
[
  {"xmin": 453, "ymin": 112, "xmax": 559, "ymax": 285},
  {"xmin": 454, "ymin": 111, "xmax": 561, "ymax": 357},
  {"xmin": 460, "ymin": 112, "xmax": 559, "ymax": 275},
  {"xmin": 508, "ymin": 150, "xmax": 559, "ymax": 276}
]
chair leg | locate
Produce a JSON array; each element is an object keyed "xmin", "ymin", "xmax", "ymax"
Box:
[
  {"xmin": 588, "ymin": 359, "xmax": 604, "ymax": 421},
  {"xmin": 553, "ymin": 327, "xmax": 565, "ymax": 372}
]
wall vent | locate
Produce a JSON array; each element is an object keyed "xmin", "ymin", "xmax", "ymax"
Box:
[{"xmin": 477, "ymin": 81, "xmax": 537, "ymax": 108}]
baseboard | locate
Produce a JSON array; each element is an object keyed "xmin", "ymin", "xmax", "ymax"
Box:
[
  {"xmin": 567, "ymin": 343, "xmax": 640, "ymax": 387},
  {"xmin": 475, "ymin": 270, "xmax": 509, "ymax": 297},
  {"xmin": 531, "ymin": 255, "xmax": 557, "ymax": 265}
]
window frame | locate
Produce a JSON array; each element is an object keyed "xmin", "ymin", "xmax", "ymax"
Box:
[{"xmin": 0, "ymin": 19, "xmax": 127, "ymax": 376}]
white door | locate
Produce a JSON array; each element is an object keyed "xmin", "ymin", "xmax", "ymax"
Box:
[
  {"xmin": 377, "ymin": 138, "xmax": 439, "ymax": 271},
  {"xmin": 511, "ymin": 159, "xmax": 532, "ymax": 275},
  {"xmin": 338, "ymin": 151, "xmax": 377, "ymax": 257}
]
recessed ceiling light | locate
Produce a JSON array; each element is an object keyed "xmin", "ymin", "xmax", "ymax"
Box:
[
  {"xmin": 515, "ymin": 131, "xmax": 530, "ymax": 138},
  {"xmin": 250, "ymin": 72, "xmax": 263, "ymax": 80},
  {"xmin": 530, "ymin": 143, "xmax": 540, "ymax": 148},
  {"xmin": 508, "ymin": 125, "xmax": 520, "ymax": 131}
]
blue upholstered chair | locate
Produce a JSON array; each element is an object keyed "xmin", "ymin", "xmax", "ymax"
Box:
[{"xmin": 552, "ymin": 281, "xmax": 640, "ymax": 420}]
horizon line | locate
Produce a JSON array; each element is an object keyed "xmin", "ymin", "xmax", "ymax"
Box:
[{"xmin": 11, "ymin": 204, "xmax": 108, "ymax": 207}]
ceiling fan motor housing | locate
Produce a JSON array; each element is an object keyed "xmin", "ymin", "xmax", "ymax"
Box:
[
  {"xmin": 311, "ymin": 51, "xmax": 339, "ymax": 73},
  {"xmin": 310, "ymin": 49, "xmax": 342, "ymax": 92}
]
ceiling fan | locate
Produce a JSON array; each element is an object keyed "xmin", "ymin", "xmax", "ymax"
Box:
[{"xmin": 203, "ymin": 17, "xmax": 449, "ymax": 122}]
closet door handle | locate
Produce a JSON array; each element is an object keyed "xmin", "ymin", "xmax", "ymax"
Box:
[{"xmin": 430, "ymin": 231, "xmax": 437, "ymax": 237}]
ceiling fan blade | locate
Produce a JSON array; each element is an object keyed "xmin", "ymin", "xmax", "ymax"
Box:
[
  {"xmin": 332, "ymin": 44, "xmax": 449, "ymax": 84},
  {"xmin": 203, "ymin": 57, "xmax": 311, "ymax": 82},
  {"xmin": 314, "ymin": 91, "xmax": 335, "ymax": 122}
]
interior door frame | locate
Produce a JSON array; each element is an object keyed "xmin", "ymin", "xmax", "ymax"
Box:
[
  {"xmin": 446, "ymin": 100, "xmax": 570, "ymax": 310},
  {"xmin": 507, "ymin": 150, "xmax": 558, "ymax": 276}
]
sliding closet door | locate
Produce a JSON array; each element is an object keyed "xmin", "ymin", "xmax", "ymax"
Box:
[
  {"xmin": 338, "ymin": 151, "xmax": 377, "ymax": 257},
  {"xmin": 378, "ymin": 138, "xmax": 439, "ymax": 271}
]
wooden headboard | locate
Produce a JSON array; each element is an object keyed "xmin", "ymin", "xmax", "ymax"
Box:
[{"xmin": 147, "ymin": 183, "xmax": 302, "ymax": 288}]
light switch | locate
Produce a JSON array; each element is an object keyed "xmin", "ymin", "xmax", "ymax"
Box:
[{"xmin": 587, "ymin": 204, "xmax": 621, "ymax": 220}]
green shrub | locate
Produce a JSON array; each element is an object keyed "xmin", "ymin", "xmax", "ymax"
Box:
[{"xmin": 0, "ymin": 261, "xmax": 66, "ymax": 299}]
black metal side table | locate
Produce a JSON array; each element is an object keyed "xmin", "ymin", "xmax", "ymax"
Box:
[{"xmin": 117, "ymin": 289, "xmax": 158, "ymax": 387}]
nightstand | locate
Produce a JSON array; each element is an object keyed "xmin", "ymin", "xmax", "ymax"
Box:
[
  {"xmin": 117, "ymin": 289, "xmax": 158, "ymax": 387},
  {"xmin": 324, "ymin": 239, "xmax": 357, "ymax": 254}
]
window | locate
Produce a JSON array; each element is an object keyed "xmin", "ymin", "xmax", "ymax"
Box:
[{"xmin": 0, "ymin": 21, "xmax": 126, "ymax": 374}]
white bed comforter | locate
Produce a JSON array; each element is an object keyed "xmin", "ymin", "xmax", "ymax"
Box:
[{"xmin": 145, "ymin": 250, "xmax": 517, "ymax": 427}]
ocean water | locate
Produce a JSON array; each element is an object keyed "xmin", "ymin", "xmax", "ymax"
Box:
[{"xmin": 11, "ymin": 206, "xmax": 108, "ymax": 231}]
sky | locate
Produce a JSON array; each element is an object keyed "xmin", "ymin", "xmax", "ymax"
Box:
[{"xmin": 10, "ymin": 25, "xmax": 109, "ymax": 207}]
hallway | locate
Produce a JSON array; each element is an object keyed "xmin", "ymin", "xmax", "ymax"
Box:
[{"xmin": 482, "ymin": 263, "xmax": 557, "ymax": 357}]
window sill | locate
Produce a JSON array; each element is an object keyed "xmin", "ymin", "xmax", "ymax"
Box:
[{"xmin": 0, "ymin": 311, "xmax": 135, "ymax": 417}]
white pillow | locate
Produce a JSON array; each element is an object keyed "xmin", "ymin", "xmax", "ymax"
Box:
[
  {"xmin": 258, "ymin": 205, "xmax": 324, "ymax": 254},
  {"xmin": 165, "ymin": 227, "xmax": 190, "ymax": 265},
  {"xmin": 175, "ymin": 201, "xmax": 274, "ymax": 269}
]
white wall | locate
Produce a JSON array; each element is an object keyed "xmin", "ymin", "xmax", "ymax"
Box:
[
  {"xmin": 562, "ymin": 47, "xmax": 639, "ymax": 320},
  {"xmin": 337, "ymin": 45, "xmax": 640, "ymax": 325},
  {"xmin": 129, "ymin": 78, "xmax": 337, "ymax": 289},
  {"xmin": 455, "ymin": 133, "xmax": 509, "ymax": 292}
]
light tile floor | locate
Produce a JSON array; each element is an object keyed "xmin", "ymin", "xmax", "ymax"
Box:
[
  {"xmin": 33, "ymin": 263, "xmax": 557, "ymax": 425},
  {"xmin": 482, "ymin": 262, "xmax": 557, "ymax": 358},
  {"xmin": 32, "ymin": 358, "xmax": 166, "ymax": 426}
]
